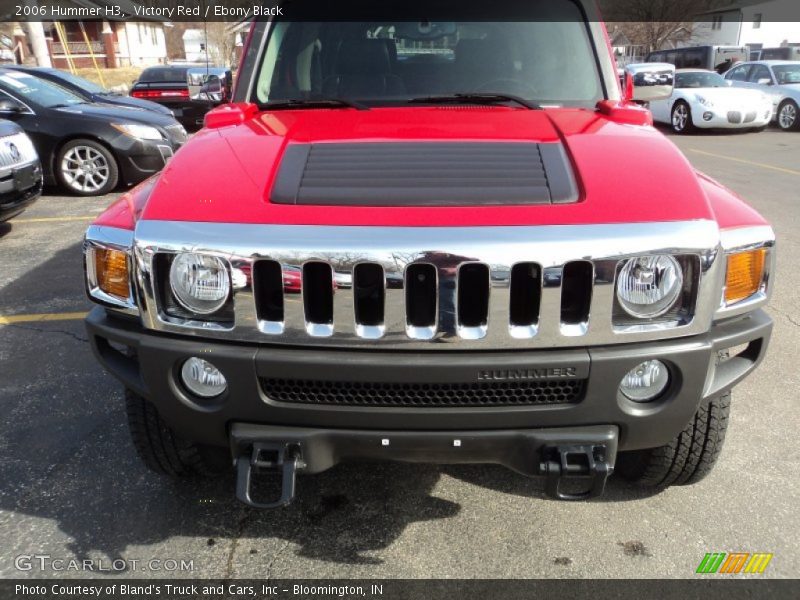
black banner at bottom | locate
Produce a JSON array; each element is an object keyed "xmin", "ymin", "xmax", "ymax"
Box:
[{"xmin": 2, "ymin": 579, "xmax": 797, "ymax": 600}]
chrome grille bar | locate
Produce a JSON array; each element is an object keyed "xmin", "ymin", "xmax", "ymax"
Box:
[{"xmin": 133, "ymin": 220, "xmax": 724, "ymax": 350}]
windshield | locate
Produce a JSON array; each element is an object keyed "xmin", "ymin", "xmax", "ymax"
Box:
[
  {"xmin": 139, "ymin": 67, "xmax": 188, "ymax": 83},
  {"xmin": 47, "ymin": 69, "xmax": 107, "ymax": 94},
  {"xmin": 0, "ymin": 71, "xmax": 84, "ymax": 107},
  {"xmin": 773, "ymin": 64, "xmax": 800, "ymax": 85},
  {"xmin": 254, "ymin": 9, "xmax": 603, "ymax": 107},
  {"xmin": 676, "ymin": 72, "xmax": 726, "ymax": 88}
]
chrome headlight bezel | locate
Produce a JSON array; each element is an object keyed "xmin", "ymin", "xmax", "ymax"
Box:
[
  {"xmin": 84, "ymin": 226, "xmax": 138, "ymax": 315},
  {"xmin": 714, "ymin": 226, "xmax": 776, "ymax": 320}
]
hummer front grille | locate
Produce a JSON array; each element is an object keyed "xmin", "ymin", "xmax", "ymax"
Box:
[{"xmin": 132, "ymin": 220, "xmax": 724, "ymax": 351}]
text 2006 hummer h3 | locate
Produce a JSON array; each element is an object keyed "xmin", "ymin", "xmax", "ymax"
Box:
[{"xmin": 84, "ymin": 1, "xmax": 774, "ymax": 507}]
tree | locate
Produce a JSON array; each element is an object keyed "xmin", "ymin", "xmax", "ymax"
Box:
[{"xmin": 600, "ymin": 0, "xmax": 728, "ymax": 52}]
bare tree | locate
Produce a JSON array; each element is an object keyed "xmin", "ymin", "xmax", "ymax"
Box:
[{"xmin": 600, "ymin": 0, "xmax": 727, "ymax": 52}]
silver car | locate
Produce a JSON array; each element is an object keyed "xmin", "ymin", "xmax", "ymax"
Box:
[{"xmin": 724, "ymin": 60, "xmax": 800, "ymax": 131}]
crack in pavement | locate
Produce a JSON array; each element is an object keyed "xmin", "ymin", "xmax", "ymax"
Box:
[
  {"xmin": 4, "ymin": 322, "xmax": 88, "ymax": 344},
  {"xmin": 224, "ymin": 507, "xmax": 255, "ymax": 579},
  {"xmin": 771, "ymin": 307, "xmax": 800, "ymax": 328}
]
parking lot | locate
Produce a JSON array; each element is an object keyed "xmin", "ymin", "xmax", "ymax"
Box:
[{"xmin": 0, "ymin": 127, "xmax": 798, "ymax": 579}]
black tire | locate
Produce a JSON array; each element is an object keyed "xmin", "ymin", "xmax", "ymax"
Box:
[
  {"xmin": 125, "ymin": 388, "xmax": 228, "ymax": 478},
  {"xmin": 55, "ymin": 139, "xmax": 119, "ymax": 196},
  {"xmin": 776, "ymin": 99, "xmax": 799, "ymax": 131},
  {"xmin": 615, "ymin": 392, "xmax": 731, "ymax": 488},
  {"xmin": 671, "ymin": 101, "xmax": 695, "ymax": 134}
]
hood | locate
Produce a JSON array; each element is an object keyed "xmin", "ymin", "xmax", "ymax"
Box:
[
  {"xmin": 54, "ymin": 102, "xmax": 179, "ymax": 128},
  {"xmin": 141, "ymin": 106, "xmax": 714, "ymax": 226},
  {"xmin": 688, "ymin": 87, "xmax": 769, "ymax": 105}
]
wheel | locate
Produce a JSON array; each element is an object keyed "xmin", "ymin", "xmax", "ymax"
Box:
[
  {"xmin": 56, "ymin": 139, "xmax": 119, "ymax": 196},
  {"xmin": 615, "ymin": 392, "xmax": 731, "ymax": 487},
  {"xmin": 776, "ymin": 99, "xmax": 799, "ymax": 131},
  {"xmin": 671, "ymin": 101, "xmax": 695, "ymax": 134},
  {"xmin": 125, "ymin": 388, "xmax": 228, "ymax": 477}
]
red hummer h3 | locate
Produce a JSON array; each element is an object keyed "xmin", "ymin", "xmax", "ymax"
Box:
[{"xmin": 84, "ymin": 1, "xmax": 774, "ymax": 506}]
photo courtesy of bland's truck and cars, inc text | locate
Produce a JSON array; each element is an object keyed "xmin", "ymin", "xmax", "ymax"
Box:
[{"xmin": 0, "ymin": 0, "xmax": 798, "ymax": 598}]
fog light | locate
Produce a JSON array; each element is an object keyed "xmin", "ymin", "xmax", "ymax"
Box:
[
  {"xmin": 181, "ymin": 357, "xmax": 227, "ymax": 398},
  {"xmin": 620, "ymin": 360, "xmax": 669, "ymax": 402},
  {"xmin": 703, "ymin": 111, "xmax": 713, "ymax": 121}
]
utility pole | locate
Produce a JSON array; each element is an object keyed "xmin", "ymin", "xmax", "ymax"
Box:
[{"xmin": 23, "ymin": 21, "xmax": 52, "ymax": 67}]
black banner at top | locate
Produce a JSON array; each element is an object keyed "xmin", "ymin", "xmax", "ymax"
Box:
[{"xmin": 3, "ymin": 0, "xmax": 800, "ymax": 22}]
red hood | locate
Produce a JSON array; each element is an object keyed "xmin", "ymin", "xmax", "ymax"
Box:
[{"xmin": 140, "ymin": 106, "xmax": 714, "ymax": 226}]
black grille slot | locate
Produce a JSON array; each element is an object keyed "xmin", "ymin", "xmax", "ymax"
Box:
[
  {"xmin": 303, "ymin": 262, "xmax": 333, "ymax": 324},
  {"xmin": 510, "ymin": 262, "xmax": 542, "ymax": 326},
  {"xmin": 457, "ymin": 263, "xmax": 489, "ymax": 328},
  {"xmin": 727, "ymin": 111, "xmax": 742, "ymax": 124},
  {"xmin": 353, "ymin": 263, "xmax": 385, "ymax": 326},
  {"xmin": 261, "ymin": 378, "xmax": 586, "ymax": 407},
  {"xmin": 406, "ymin": 263, "xmax": 437, "ymax": 328},
  {"xmin": 253, "ymin": 260, "xmax": 284, "ymax": 323},
  {"xmin": 561, "ymin": 261, "xmax": 593, "ymax": 325}
]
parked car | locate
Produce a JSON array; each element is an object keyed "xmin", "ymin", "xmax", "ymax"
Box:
[
  {"xmin": 646, "ymin": 45, "xmax": 748, "ymax": 73},
  {"xmin": 649, "ymin": 69, "xmax": 773, "ymax": 133},
  {"xmin": 724, "ymin": 61, "xmax": 800, "ymax": 131},
  {"xmin": 0, "ymin": 68, "xmax": 187, "ymax": 196},
  {"xmin": 759, "ymin": 47, "xmax": 800, "ymax": 61},
  {"xmin": 84, "ymin": 3, "xmax": 774, "ymax": 509},
  {"xmin": 3, "ymin": 65, "xmax": 174, "ymax": 117},
  {"xmin": 130, "ymin": 65, "xmax": 232, "ymax": 130},
  {"xmin": 0, "ymin": 119, "xmax": 42, "ymax": 222}
]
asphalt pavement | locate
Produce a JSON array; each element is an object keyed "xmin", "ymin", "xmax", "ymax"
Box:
[{"xmin": 0, "ymin": 126, "xmax": 798, "ymax": 580}]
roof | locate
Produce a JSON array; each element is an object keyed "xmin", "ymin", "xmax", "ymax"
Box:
[
  {"xmin": 739, "ymin": 60, "xmax": 800, "ymax": 65},
  {"xmin": 676, "ymin": 68, "xmax": 716, "ymax": 73},
  {"xmin": 695, "ymin": 0, "xmax": 774, "ymax": 16}
]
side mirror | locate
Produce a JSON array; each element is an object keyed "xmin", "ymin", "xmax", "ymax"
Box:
[
  {"xmin": 624, "ymin": 63, "xmax": 675, "ymax": 102},
  {"xmin": 0, "ymin": 98, "xmax": 23, "ymax": 114},
  {"xmin": 757, "ymin": 78, "xmax": 773, "ymax": 86}
]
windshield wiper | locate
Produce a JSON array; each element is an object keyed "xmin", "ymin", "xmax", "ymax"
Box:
[
  {"xmin": 407, "ymin": 93, "xmax": 541, "ymax": 110},
  {"xmin": 258, "ymin": 98, "xmax": 369, "ymax": 111}
]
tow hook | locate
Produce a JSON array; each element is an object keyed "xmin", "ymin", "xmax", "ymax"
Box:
[
  {"xmin": 235, "ymin": 443, "xmax": 301, "ymax": 509},
  {"xmin": 539, "ymin": 444, "xmax": 613, "ymax": 501}
]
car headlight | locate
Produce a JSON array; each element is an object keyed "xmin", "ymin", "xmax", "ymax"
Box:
[
  {"xmin": 111, "ymin": 122, "xmax": 163, "ymax": 141},
  {"xmin": 695, "ymin": 95, "xmax": 714, "ymax": 108},
  {"xmin": 169, "ymin": 253, "xmax": 230, "ymax": 315},
  {"xmin": 616, "ymin": 255, "xmax": 683, "ymax": 318}
]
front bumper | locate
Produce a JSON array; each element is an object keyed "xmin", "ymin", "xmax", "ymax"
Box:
[
  {"xmin": 692, "ymin": 108, "xmax": 773, "ymax": 129},
  {"xmin": 0, "ymin": 161, "xmax": 43, "ymax": 222},
  {"xmin": 86, "ymin": 306, "xmax": 772, "ymax": 456},
  {"xmin": 113, "ymin": 137, "xmax": 180, "ymax": 187}
]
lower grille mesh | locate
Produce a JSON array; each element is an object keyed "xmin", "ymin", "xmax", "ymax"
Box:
[{"xmin": 261, "ymin": 378, "xmax": 585, "ymax": 407}]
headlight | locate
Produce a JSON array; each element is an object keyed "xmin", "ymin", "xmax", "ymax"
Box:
[
  {"xmin": 169, "ymin": 253, "xmax": 230, "ymax": 315},
  {"xmin": 111, "ymin": 122, "xmax": 163, "ymax": 141},
  {"xmin": 616, "ymin": 255, "xmax": 683, "ymax": 318}
]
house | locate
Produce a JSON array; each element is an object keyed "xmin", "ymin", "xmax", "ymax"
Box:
[
  {"xmin": 44, "ymin": 20, "xmax": 167, "ymax": 69},
  {"xmin": 689, "ymin": 0, "xmax": 800, "ymax": 55},
  {"xmin": 608, "ymin": 27, "xmax": 646, "ymax": 65}
]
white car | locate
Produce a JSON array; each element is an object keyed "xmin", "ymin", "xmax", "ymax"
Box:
[{"xmin": 649, "ymin": 69, "xmax": 773, "ymax": 133}]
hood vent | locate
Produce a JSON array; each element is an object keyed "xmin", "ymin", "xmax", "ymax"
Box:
[{"xmin": 270, "ymin": 142, "xmax": 578, "ymax": 206}]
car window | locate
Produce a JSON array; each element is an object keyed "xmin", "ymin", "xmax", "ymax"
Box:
[
  {"xmin": 675, "ymin": 72, "xmax": 726, "ymax": 88},
  {"xmin": 139, "ymin": 67, "xmax": 188, "ymax": 83},
  {"xmin": 255, "ymin": 6, "xmax": 604, "ymax": 107},
  {"xmin": 773, "ymin": 64, "xmax": 800, "ymax": 85},
  {"xmin": 48, "ymin": 69, "xmax": 107, "ymax": 94},
  {"xmin": 726, "ymin": 65, "xmax": 750, "ymax": 81},
  {"xmin": 0, "ymin": 71, "xmax": 84, "ymax": 108},
  {"xmin": 747, "ymin": 64, "xmax": 772, "ymax": 83}
]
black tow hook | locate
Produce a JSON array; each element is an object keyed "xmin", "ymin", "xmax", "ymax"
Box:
[
  {"xmin": 539, "ymin": 444, "xmax": 613, "ymax": 501},
  {"xmin": 235, "ymin": 443, "xmax": 301, "ymax": 509}
]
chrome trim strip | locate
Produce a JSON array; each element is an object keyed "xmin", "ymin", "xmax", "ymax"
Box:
[
  {"xmin": 133, "ymin": 220, "xmax": 724, "ymax": 350},
  {"xmin": 84, "ymin": 226, "xmax": 138, "ymax": 315},
  {"xmin": 715, "ymin": 226, "xmax": 776, "ymax": 320}
]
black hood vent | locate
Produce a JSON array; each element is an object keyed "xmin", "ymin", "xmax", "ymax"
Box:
[{"xmin": 270, "ymin": 142, "xmax": 578, "ymax": 206}]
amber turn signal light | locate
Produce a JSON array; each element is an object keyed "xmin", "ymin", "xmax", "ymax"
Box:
[
  {"xmin": 725, "ymin": 249, "xmax": 766, "ymax": 304},
  {"xmin": 95, "ymin": 247, "xmax": 130, "ymax": 300}
]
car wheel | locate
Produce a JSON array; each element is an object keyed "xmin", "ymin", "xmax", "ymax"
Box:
[
  {"xmin": 615, "ymin": 392, "xmax": 730, "ymax": 488},
  {"xmin": 671, "ymin": 101, "xmax": 695, "ymax": 134},
  {"xmin": 56, "ymin": 139, "xmax": 119, "ymax": 196},
  {"xmin": 777, "ymin": 100, "xmax": 799, "ymax": 131}
]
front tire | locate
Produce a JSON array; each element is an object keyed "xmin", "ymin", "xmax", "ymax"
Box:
[
  {"xmin": 56, "ymin": 139, "xmax": 119, "ymax": 196},
  {"xmin": 615, "ymin": 393, "xmax": 731, "ymax": 487},
  {"xmin": 671, "ymin": 101, "xmax": 695, "ymax": 134},
  {"xmin": 777, "ymin": 100, "xmax": 799, "ymax": 131},
  {"xmin": 125, "ymin": 389, "xmax": 228, "ymax": 477}
]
